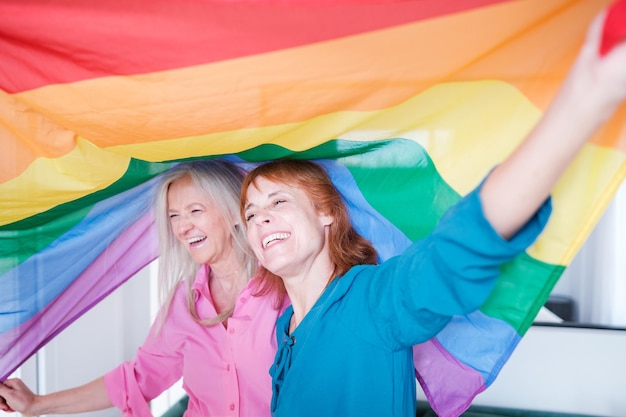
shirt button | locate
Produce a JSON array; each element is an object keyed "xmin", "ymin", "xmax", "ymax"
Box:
[
  {"xmin": 226, "ymin": 364, "xmax": 231, "ymax": 371},
  {"xmin": 240, "ymin": 297, "xmax": 247, "ymax": 303},
  {"xmin": 229, "ymin": 328, "xmax": 235, "ymax": 334},
  {"xmin": 229, "ymin": 404, "xmax": 235, "ymax": 411}
]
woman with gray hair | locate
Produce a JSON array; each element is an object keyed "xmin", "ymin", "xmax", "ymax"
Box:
[{"xmin": 0, "ymin": 160, "xmax": 287, "ymax": 417}]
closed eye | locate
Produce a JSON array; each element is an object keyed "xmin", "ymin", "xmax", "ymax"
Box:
[{"xmin": 273, "ymin": 199, "xmax": 286, "ymax": 207}]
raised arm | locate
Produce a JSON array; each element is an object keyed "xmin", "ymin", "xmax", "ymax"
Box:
[
  {"xmin": 481, "ymin": 8, "xmax": 626, "ymax": 240},
  {"xmin": 0, "ymin": 377, "xmax": 112, "ymax": 417}
]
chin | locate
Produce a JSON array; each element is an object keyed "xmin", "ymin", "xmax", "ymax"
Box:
[
  {"xmin": 262, "ymin": 261, "xmax": 285, "ymax": 277},
  {"xmin": 191, "ymin": 255, "xmax": 209, "ymax": 265}
]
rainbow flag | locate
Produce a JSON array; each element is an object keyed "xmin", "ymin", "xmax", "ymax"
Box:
[{"xmin": 1, "ymin": 1, "xmax": 624, "ymax": 415}]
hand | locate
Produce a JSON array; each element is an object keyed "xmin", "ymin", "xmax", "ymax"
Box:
[
  {"xmin": 478, "ymin": 4, "xmax": 626, "ymax": 240},
  {"xmin": 600, "ymin": 0, "xmax": 626, "ymax": 56},
  {"xmin": 0, "ymin": 394, "xmax": 15, "ymax": 413},
  {"xmin": 567, "ymin": 7, "xmax": 626, "ymax": 116},
  {"xmin": 0, "ymin": 379, "xmax": 36, "ymax": 416}
]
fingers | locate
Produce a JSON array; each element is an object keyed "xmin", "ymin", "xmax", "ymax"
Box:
[
  {"xmin": 0, "ymin": 382, "xmax": 10, "ymax": 412},
  {"xmin": 588, "ymin": 7, "xmax": 607, "ymax": 49},
  {"xmin": 0, "ymin": 383, "xmax": 15, "ymax": 413},
  {"xmin": 0, "ymin": 380, "xmax": 22, "ymax": 414},
  {"xmin": 600, "ymin": 0, "xmax": 626, "ymax": 56},
  {"xmin": 568, "ymin": 6, "xmax": 626, "ymax": 110},
  {"xmin": 0, "ymin": 395, "xmax": 15, "ymax": 413},
  {"xmin": 1, "ymin": 379, "xmax": 24, "ymax": 391}
]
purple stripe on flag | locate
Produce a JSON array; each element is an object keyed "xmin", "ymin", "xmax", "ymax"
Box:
[
  {"xmin": 413, "ymin": 337, "xmax": 486, "ymax": 417},
  {"xmin": 1, "ymin": 177, "xmax": 158, "ymax": 332},
  {"xmin": 436, "ymin": 310, "xmax": 521, "ymax": 382},
  {"xmin": 413, "ymin": 310, "xmax": 524, "ymax": 416},
  {"xmin": 0, "ymin": 212, "xmax": 158, "ymax": 380}
]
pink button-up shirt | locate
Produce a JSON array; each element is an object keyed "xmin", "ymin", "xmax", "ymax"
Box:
[{"xmin": 104, "ymin": 264, "xmax": 286, "ymax": 417}]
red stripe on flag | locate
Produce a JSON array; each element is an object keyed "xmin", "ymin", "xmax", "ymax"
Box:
[{"xmin": 0, "ymin": 0, "xmax": 510, "ymax": 93}]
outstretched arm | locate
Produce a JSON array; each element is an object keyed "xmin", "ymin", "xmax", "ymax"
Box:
[
  {"xmin": 481, "ymin": 7, "xmax": 626, "ymax": 240},
  {"xmin": 0, "ymin": 377, "xmax": 112, "ymax": 417}
]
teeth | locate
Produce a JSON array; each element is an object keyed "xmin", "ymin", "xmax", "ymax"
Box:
[
  {"xmin": 187, "ymin": 236, "xmax": 206, "ymax": 244},
  {"xmin": 263, "ymin": 233, "xmax": 289, "ymax": 248}
]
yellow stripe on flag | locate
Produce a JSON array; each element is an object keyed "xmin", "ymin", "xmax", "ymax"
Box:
[{"xmin": 0, "ymin": 138, "xmax": 129, "ymax": 225}]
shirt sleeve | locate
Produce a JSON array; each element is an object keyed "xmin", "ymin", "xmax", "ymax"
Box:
[
  {"xmin": 103, "ymin": 290, "xmax": 185, "ymax": 417},
  {"xmin": 342, "ymin": 180, "xmax": 552, "ymax": 350}
]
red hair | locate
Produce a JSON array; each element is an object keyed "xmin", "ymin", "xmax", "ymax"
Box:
[{"xmin": 241, "ymin": 159, "xmax": 378, "ymax": 297}]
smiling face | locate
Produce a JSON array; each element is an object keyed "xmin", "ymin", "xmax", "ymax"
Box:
[
  {"xmin": 244, "ymin": 176, "xmax": 333, "ymax": 279},
  {"xmin": 167, "ymin": 175, "xmax": 234, "ymax": 265}
]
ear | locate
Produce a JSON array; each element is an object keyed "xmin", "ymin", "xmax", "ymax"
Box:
[{"xmin": 320, "ymin": 213, "xmax": 334, "ymax": 227}]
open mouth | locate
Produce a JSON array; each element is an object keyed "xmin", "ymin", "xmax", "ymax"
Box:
[
  {"xmin": 262, "ymin": 232, "xmax": 290, "ymax": 248},
  {"xmin": 187, "ymin": 236, "xmax": 207, "ymax": 246}
]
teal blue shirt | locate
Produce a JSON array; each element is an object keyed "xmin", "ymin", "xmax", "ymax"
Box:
[{"xmin": 270, "ymin": 185, "xmax": 552, "ymax": 417}]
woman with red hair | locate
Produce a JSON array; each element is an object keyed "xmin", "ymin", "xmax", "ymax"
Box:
[{"xmin": 240, "ymin": 8, "xmax": 626, "ymax": 417}]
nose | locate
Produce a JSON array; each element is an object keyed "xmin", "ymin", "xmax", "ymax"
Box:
[
  {"xmin": 174, "ymin": 214, "xmax": 194, "ymax": 235},
  {"xmin": 253, "ymin": 210, "xmax": 272, "ymax": 226}
]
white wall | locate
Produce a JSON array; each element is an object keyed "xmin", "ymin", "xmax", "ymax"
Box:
[
  {"xmin": 20, "ymin": 265, "xmax": 153, "ymax": 417},
  {"xmin": 417, "ymin": 325, "xmax": 626, "ymax": 416},
  {"xmin": 552, "ymin": 181, "xmax": 626, "ymax": 327}
]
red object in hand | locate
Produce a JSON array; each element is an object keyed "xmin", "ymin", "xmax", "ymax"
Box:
[
  {"xmin": 0, "ymin": 395, "xmax": 14, "ymax": 413},
  {"xmin": 600, "ymin": 0, "xmax": 626, "ymax": 56}
]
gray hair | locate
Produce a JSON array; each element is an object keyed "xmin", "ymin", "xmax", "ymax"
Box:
[{"xmin": 153, "ymin": 159, "xmax": 256, "ymax": 328}]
